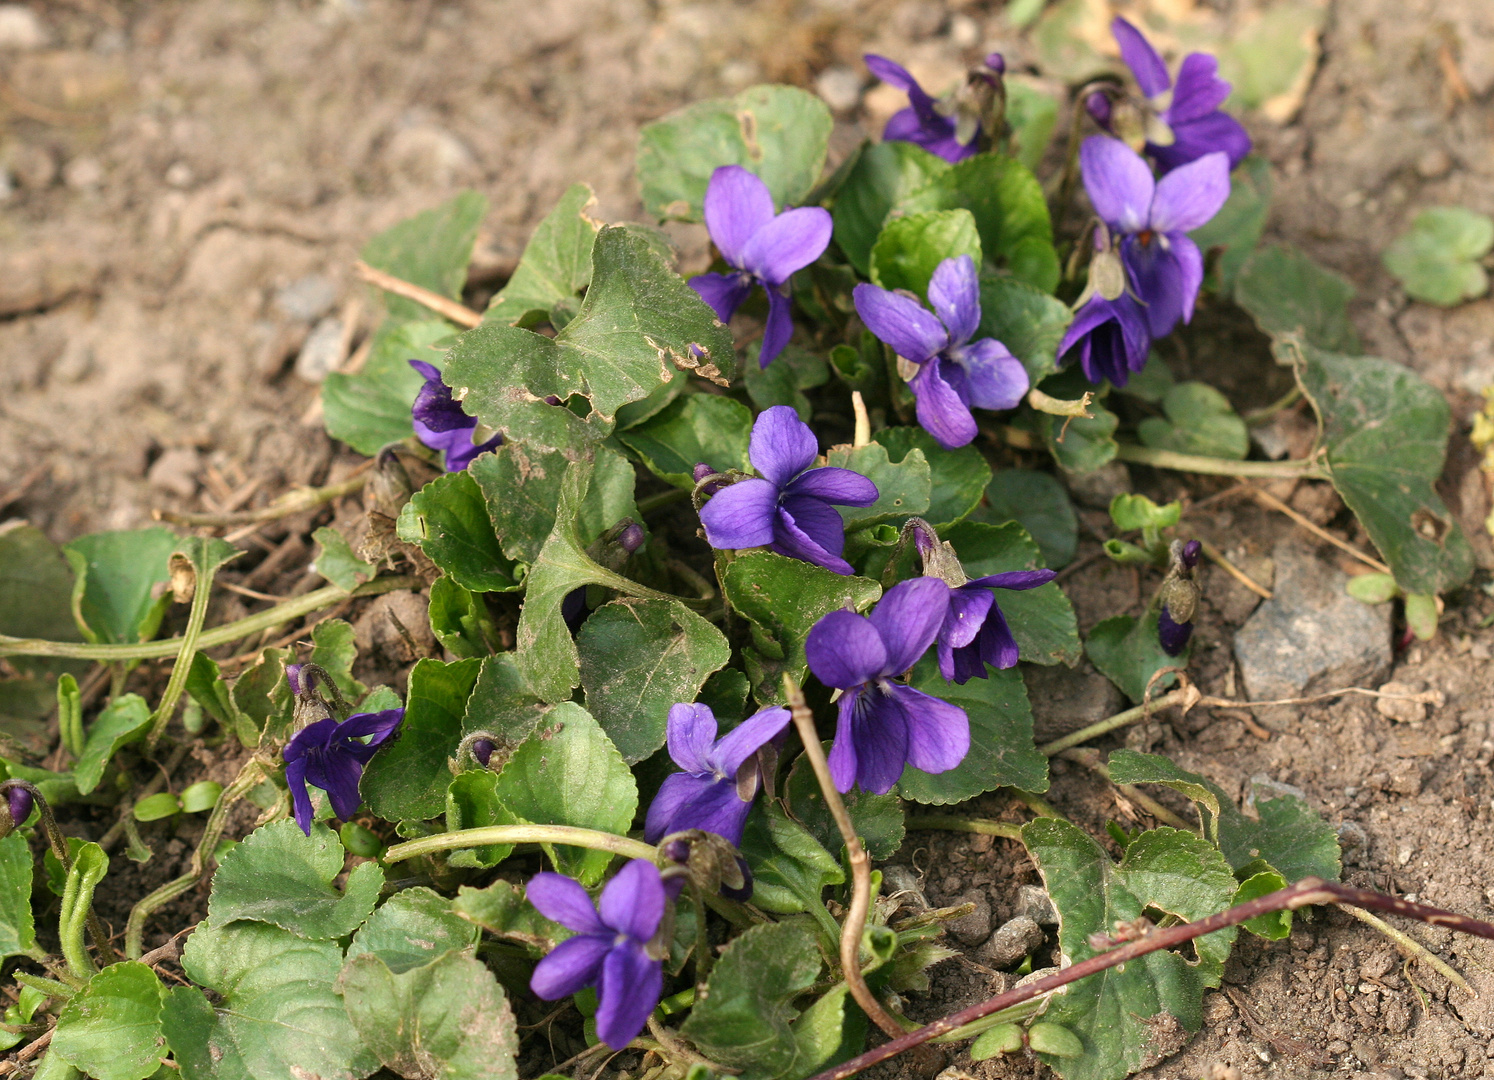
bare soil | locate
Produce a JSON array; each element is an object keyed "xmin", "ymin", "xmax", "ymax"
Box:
[{"xmin": 3, "ymin": 0, "xmax": 1494, "ymax": 1077}]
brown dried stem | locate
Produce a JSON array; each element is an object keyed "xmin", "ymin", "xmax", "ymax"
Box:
[
  {"xmin": 807, "ymin": 879, "xmax": 1494, "ymax": 1080},
  {"xmin": 782, "ymin": 674, "xmax": 904, "ymax": 1039},
  {"xmin": 354, "ymin": 260, "xmax": 483, "ymax": 328}
]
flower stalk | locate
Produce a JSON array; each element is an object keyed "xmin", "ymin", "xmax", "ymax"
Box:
[{"xmin": 782, "ymin": 673, "xmax": 904, "ymax": 1040}]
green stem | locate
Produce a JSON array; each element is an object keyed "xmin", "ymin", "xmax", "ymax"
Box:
[
  {"xmin": 636, "ymin": 488, "xmax": 690, "ymax": 515},
  {"xmin": 124, "ymin": 757, "xmax": 268, "ymax": 957},
  {"xmin": 0, "ymin": 576, "xmax": 422, "ymax": 661},
  {"xmin": 1243, "ymin": 386, "xmax": 1303, "ymax": 427},
  {"xmin": 1113, "ymin": 444, "xmax": 1327, "ymax": 480},
  {"xmin": 928, "ymin": 1000, "xmax": 1044, "ymax": 1044},
  {"xmin": 145, "ymin": 563, "xmax": 219, "ymax": 754},
  {"xmin": 13, "ymin": 974, "xmax": 75, "ymax": 1001},
  {"xmin": 58, "ymin": 851, "xmax": 105, "ymax": 980},
  {"xmin": 154, "ymin": 474, "xmax": 369, "ymax": 527},
  {"xmin": 1037, "ymin": 689, "xmax": 1191, "ymax": 756},
  {"xmin": 906, "ymin": 816, "xmax": 1024, "ymax": 841},
  {"xmin": 383, "ymin": 825, "xmax": 656, "ymax": 866},
  {"xmin": 1007, "ymin": 789, "xmax": 1061, "ymax": 819}
]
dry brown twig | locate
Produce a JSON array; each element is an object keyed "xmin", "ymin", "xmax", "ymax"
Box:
[
  {"xmin": 1250, "ymin": 486, "xmax": 1390, "ymax": 574},
  {"xmin": 354, "ymin": 260, "xmax": 483, "ymax": 328}
]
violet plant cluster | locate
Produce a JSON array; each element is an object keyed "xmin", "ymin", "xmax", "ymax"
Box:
[{"xmin": 252, "ymin": 16, "xmax": 1260, "ymax": 1066}]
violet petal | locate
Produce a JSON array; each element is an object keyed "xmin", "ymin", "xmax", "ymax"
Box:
[
  {"xmin": 1149, "ymin": 151, "xmax": 1231, "ymax": 233},
  {"xmin": 711, "ymin": 706, "xmax": 793, "ymax": 777},
  {"xmin": 910, "ymin": 359, "xmax": 979, "ymax": 449},
  {"xmin": 869, "ymin": 576, "xmax": 950, "ymax": 676},
  {"xmin": 1080, "ymin": 136, "xmax": 1156, "ymax": 234},
  {"xmin": 759, "ymin": 286, "xmax": 794, "ymax": 369},
  {"xmin": 957, "ymin": 338, "xmax": 1029, "ymax": 412},
  {"xmin": 689, "ymin": 272, "xmax": 755, "ymax": 324},
  {"xmin": 927, "ymin": 254, "xmax": 981, "ymax": 346},
  {"xmin": 703, "ymin": 165, "xmax": 776, "ymax": 268},
  {"xmin": 595, "ymin": 942, "xmax": 662, "ymax": 1051},
  {"xmin": 530, "ymin": 934, "xmax": 610, "ymax": 1000},
  {"xmin": 1167, "ymin": 53, "xmax": 1232, "ymax": 123},
  {"xmin": 665, "ymin": 702, "xmax": 718, "ymax": 775},
  {"xmin": 852, "ymin": 284, "xmax": 948, "ymax": 364},
  {"xmin": 598, "ymin": 859, "xmax": 665, "ymax": 942},
  {"xmin": 895, "ymin": 684, "xmax": 971, "ymax": 775},
  {"xmin": 807, "ymin": 611, "xmax": 889, "ymax": 689},
  {"xmin": 739, "ymin": 206, "xmax": 833, "ymax": 287},
  {"xmin": 699, "ymin": 478, "xmax": 779, "ymax": 550},
  {"xmin": 748, "ymin": 405, "xmax": 819, "ymax": 487},
  {"xmin": 526, "ymin": 872, "xmax": 608, "ymax": 935},
  {"xmin": 1112, "ymin": 16, "xmax": 1171, "ymax": 99},
  {"xmin": 785, "ymin": 466, "xmax": 878, "ymax": 507}
]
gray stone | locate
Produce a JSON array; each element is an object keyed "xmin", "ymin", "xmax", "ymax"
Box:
[
  {"xmin": 1024, "ymin": 659, "xmax": 1124, "ymax": 742},
  {"xmin": 1232, "ymin": 542, "xmax": 1392, "ymax": 712},
  {"xmin": 275, "ymin": 275, "xmax": 338, "ymax": 322},
  {"xmin": 814, "ymin": 66, "xmax": 863, "ymax": 113},
  {"xmin": 295, "ymin": 316, "xmax": 344, "ymax": 383},
  {"xmin": 1017, "ymin": 884, "xmax": 1058, "ymax": 926},
  {"xmin": 945, "ymin": 890, "xmax": 992, "ymax": 947},
  {"xmin": 147, "ymin": 447, "xmax": 200, "ymax": 499},
  {"xmin": 979, "ymin": 915, "xmax": 1045, "ymax": 969},
  {"xmin": 881, "ymin": 865, "xmax": 929, "ymax": 912}
]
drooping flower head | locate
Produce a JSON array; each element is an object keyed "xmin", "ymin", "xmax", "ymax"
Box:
[
  {"xmin": 1081, "ymin": 137, "xmax": 1230, "ymax": 340},
  {"xmin": 409, "ymin": 360, "xmax": 502, "ymax": 471},
  {"xmin": 805, "ymin": 577, "xmax": 969, "ymax": 794},
  {"xmin": 1157, "ymin": 538, "xmax": 1202, "ymax": 656},
  {"xmin": 911, "ymin": 523, "xmax": 1057, "ymax": 684},
  {"xmin": 699, "ymin": 406, "xmax": 877, "ymax": 575},
  {"xmin": 1089, "ymin": 17, "xmax": 1251, "ymax": 173},
  {"xmin": 528, "ymin": 860, "xmax": 666, "ymax": 1050},
  {"xmin": 853, "ymin": 255, "xmax": 1029, "ymax": 450},
  {"xmin": 0, "ymin": 785, "xmax": 32, "ymax": 836},
  {"xmin": 688, "ymin": 166, "xmax": 832, "ymax": 369},
  {"xmin": 645, "ymin": 702, "xmax": 791, "ymax": 848},
  {"xmin": 283, "ymin": 707, "xmax": 404, "ymax": 835},
  {"xmin": 865, "ymin": 53, "xmax": 1005, "ymax": 164},
  {"xmin": 1058, "ymin": 291, "xmax": 1151, "ymax": 387}
]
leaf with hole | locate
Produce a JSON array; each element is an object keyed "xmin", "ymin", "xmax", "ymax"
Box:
[{"xmin": 1288, "ymin": 341, "xmax": 1474, "ymax": 596}]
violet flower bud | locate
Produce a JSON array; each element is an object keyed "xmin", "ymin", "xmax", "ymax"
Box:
[
  {"xmin": 470, "ymin": 738, "xmax": 497, "ymax": 768},
  {"xmin": 1157, "ymin": 538, "xmax": 1203, "ymax": 656},
  {"xmin": 619, "ymin": 522, "xmax": 645, "ymax": 554},
  {"xmin": 0, "ymin": 787, "xmax": 33, "ymax": 835}
]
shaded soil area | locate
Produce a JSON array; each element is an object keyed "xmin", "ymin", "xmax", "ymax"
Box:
[{"xmin": 3, "ymin": 0, "xmax": 1494, "ymax": 1076}]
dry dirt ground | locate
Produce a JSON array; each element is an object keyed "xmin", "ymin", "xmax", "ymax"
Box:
[{"xmin": 3, "ymin": 0, "xmax": 1494, "ymax": 1077}]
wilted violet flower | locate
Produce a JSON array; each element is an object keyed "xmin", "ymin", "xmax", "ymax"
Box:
[
  {"xmin": 699, "ymin": 405, "xmax": 877, "ymax": 575},
  {"xmin": 854, "ymin": 255, "xmax": 1028, "ymax": 449},
  {"xmin": 865, "ymin": 54, "xmax": 1004, "ymax": 163},
  {"xmin": 936, "ymin": 571, "xmax": 1057, "ymax": 683},
  {"xmin": 1158, "ymin": 539, "xmax": 1202, "ymax": 656},
  {"xmin": 528, "ymin": 860, "xmax": 666, "ymax": 1050},
  {"xmin": 688, "ymin": 166, "xmax": 832, "ymax": 369},
  {"xmin": 1059, "ymin": 291, "xmax": 1151, "ymax": 387},
  {"xmin": 645, "ymin": 702, "xmax": 791, "ymax": 848},
  {"xmin": 284, "ymin": 707, "xmax": 404, "ymax": 835},
  {"xmin": 1091, "ymin": 17, "xmax": 1252, "ymax": 173},
  {"xmin": 805, "ymin": 577, "xmax": 969, "ymax": 794},
  {"xmin": 1081, "ymin": 136, "xmax": 1230, "ymax": 339},
  {"xmin": 409, "ymin": 360, "xmax": 502, "ymax": 471}
]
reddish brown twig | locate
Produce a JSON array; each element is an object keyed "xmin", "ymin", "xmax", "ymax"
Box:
[
  {"xmin": 354, "ymin": 260, "xmax": 483, "ymax": 328},
  {"xmin": 807, "ymin": 879, "xmax": 1494, "ymax": 1080}
]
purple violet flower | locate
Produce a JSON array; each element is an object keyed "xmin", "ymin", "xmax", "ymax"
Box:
[
  {"xmin": 805, "ymin": 577, "xmax": 969, "ymax": 794},
  {"xmin": 936, "ymin": 570, "xmax": 1057, "ymax": 683},
  {"xmin": 865, "ymin": 54, "xmax": 1002, "ymax": 163},
  {"xmin": 853, "ymin": 255, "xmax": 1029, "ymax": 449},
  {"xmin": 409, "ymin": 360, "xmax": 502, "ymax": 472},
  {"xmin": 699, "ymin": 405, "xmax": 877, "ymax": 575},
  {"xmin": 644, "ymin": 702, "xmax": 791, "ymax": 848},
  {"xmin": 688, "ymin": 166, "xmax": 832, "ymax": 369},
  {"xmin": 1097, "ymin": 17, "xmax": 1252, "ymax": 173},
  {"xmin": 284, "ymin": 708, "xmax": 404, "ymax": 835},
  {"xmin": 528, "ymin": 860, "xmax": 666, "ymax": 1050},
  {"xmin": 1081, "ymin": 136, "xmax": 1230, "ymax": 339}
]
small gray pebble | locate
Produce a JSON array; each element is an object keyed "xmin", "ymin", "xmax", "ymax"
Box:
[
  {"xmin": 979, "ymin": 915, "xmax": 1045, "ymax": 969},
  {"xmin": 945, "ymin": 890, "xmax": 992, "ymax": 947},
  {"xmin": 1018, "ymin": 884, "xmax": 1059, "ymax": 926}
]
